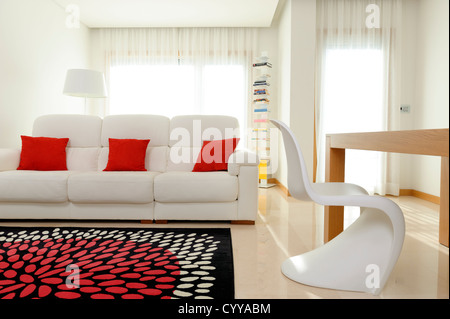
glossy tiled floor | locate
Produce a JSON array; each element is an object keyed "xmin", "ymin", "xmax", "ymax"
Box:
[
  {"xmin": 235, "ymin": 187, "xmax": 449, "ymax": 299},
  {"xmin": 0, "ymin": 186, "xmax": 448, "ymax": 299}
]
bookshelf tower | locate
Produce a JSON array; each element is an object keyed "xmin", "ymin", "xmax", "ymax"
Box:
[{"xmin": 252, "ymin": 54, "xmax": 275, "ymax": 188}]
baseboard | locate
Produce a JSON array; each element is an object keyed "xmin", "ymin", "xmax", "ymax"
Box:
[
  {"xmin": 266, "ymin": 180, "xmax": 440, "ymax": 205},
  {"xmin": 399, "ymin": 189, "xmax": 440, "ymax": 205},
  {"xmin": 268, "ymin": 178, "xmax": 290, "ymax": 196}
]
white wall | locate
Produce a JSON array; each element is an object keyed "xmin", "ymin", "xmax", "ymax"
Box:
[
  {"xmin": 0, "ymin": 0, "xmax": 90, "ymax": 148},
  {"xmin": 408, "ymin": 0, "xmax": 449, "ymax": 196},
  {"xmin": 269, "ymin": 0, "xmax": 448, "ymax": 198},
  {"xmin": 289, "ymin": 0, "xmax": 316, "ymax": 184},
  {"xmin": 268, "ymin": 0, "xmax": 316, "ymax": 188},
  {"xmin": 398, "ymin": 0, "xmax": 418, "ymax": 190},
  {"xmin": 275, "ymin": 0, "xmax": 292, "ymax": 187}
]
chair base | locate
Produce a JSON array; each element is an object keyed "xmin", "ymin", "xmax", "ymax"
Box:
[{"xmin": 281, "ymin": 209, "xmax": 396, "ymax": 295}]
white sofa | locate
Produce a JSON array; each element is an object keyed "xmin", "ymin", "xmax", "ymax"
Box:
[{"xmin": 0, "ymin": 114, "xmax": 259, "ymax": 224}]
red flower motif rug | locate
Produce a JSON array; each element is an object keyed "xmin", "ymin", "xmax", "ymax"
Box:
[{"xmin": 0, "ymin": 227, "xmax": 234, "ymax": 300}]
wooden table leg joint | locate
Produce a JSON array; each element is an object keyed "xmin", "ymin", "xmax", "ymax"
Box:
[{"xmin": 324, "ymin": 130, "xmax": 449, "ymax": 247}]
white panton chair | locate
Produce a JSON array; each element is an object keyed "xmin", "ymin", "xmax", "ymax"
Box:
[{"xmin": 271, "ymin": 119, "xmax": 405, "ymax": 295}]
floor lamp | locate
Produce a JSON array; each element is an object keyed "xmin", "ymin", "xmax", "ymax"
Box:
[{"xmin": 63, "ymin": 69, "xmax": 108, "ymax": 114}]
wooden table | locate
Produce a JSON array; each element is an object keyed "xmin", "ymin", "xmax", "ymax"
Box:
[{"xmin": 325, "ymin": 129, "xmax": 449, "ymax": 247}]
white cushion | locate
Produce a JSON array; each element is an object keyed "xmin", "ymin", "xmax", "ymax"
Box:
[
  {"xmin": 0, "ymin": 171, "xmax": 69, "ymax": 203},
  {"xmin": 68, "ymin": 171, "xmax": 160, "ymax": 204},
  {"xmin": 166, "ymin": 146, "xmax": 201, "ymax": 171},
  {"xmin": 67, "ymin": 148, "xmax": 100, "ymax": 171},
  {"xmin": 0, "ymin": 148, "xmax": 20, "ymax": 171},
  {"xmin": 101, "ymin": 115, "xmax": 170, "ymax": 147},
  {"xmin": 154, "ymin": 171, "xmax": 238, "ymax": 203},
  {"xmin": 31, "ymin": 115, "xmax": 103, "ymax": 172},
  {"xmin": 167, "ymin": 115, "xmax": 240, "ymax": 171},
  {"xmin": 32, "ymin": 114, "xmax": 102, "ymax": 147},
  {"xmin": 169, "ymin": 115, "xmax": 240, "ymax": 147}
]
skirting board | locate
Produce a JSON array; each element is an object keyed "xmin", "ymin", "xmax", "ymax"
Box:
[
  {"xmin": 268, "ymin": 178, "xmax": 290, "ymax": 196},
  {"xmin": 399, "ymin": 189, "xmax": 440, "ymax": 205},
  {"xmin": 268, "ymin": 178, "xmax": 440, "ymax": 205}
]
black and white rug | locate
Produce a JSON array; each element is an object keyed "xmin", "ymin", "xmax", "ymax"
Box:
[{"xmin": 0, "ymin": 226, "xmax": 234, "ymax": 300}]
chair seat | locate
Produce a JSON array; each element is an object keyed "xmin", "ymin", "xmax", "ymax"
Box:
[{"xmin": 311, "ymin": 182, "xmax": 368, "ymax": 196}]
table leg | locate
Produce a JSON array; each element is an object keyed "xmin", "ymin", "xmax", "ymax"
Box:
[
  {"xmin": 439, "ymin": 156, "xmax": 449, "ymax": 247},
  {"xmin": 324, "ymin": 136, "xmax": 346, "ymax": 243}
]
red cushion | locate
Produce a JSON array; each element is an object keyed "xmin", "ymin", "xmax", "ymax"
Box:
[
  {"xmin": 192, "ymin": 138, "xmax": 240, "ymax": 172},
  {"xmin": 17, "ymin": 136, "xmax": 69, "ymax": 171},
  {"xmin": 104, "ymin": 138, "xmax": 150, "ymax": 171}
]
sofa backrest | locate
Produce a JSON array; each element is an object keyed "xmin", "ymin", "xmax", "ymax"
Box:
[
  {"xmin": 32, "ymin": 114, "xmax": 102, "ymax": 171},
  {"xmin": 167, "ymin": 115, "xmax": 240, "ymax": 171},
  {"xmin": 99, "ymin": 114, "xmax": 170, "ymax": 172},
  {"xmin": 32, "ymin": 114, "xmax": 239, "ymax": 172}
]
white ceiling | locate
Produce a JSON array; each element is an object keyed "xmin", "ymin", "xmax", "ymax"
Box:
[{"xmin": 53, "ymin": 0, "xmax": 280, "ymax": 28}]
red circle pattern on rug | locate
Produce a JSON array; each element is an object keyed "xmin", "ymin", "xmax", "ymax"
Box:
[{"xmin": 0, "ymin": 236, "xmax": 181, "ymax": 299}]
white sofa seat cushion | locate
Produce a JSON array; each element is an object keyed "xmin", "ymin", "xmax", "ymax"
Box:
[
  {"xmin": 154, "ymin": 171, "xmax": 238, "ymax": 203},
  {"xmin": 0, "ymin": 171, "xmax": 70, "ymax": 203},
  {"xmin": 68, "ymin": 171, "xmax": 160, "ymax": 204}
]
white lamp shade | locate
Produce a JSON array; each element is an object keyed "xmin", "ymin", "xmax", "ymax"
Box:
[{"xmin": 63, "ymin": 69, "xmax": 107, "ymax": 98}]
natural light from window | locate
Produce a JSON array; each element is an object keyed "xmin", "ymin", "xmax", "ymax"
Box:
[
  {"xmin": 109, "ymin": 64, "xmax": 246, "ymax": 133},
  {"xmin": 203, "ymin": 65, "xmax": 246, "ymax": 129},
  {"xmin": 323, "ymin": 48, "xmax": 384, "ymax": 196},
  {"xmin": 110, "ymin": 65, "xmax": 195, "ymax": 118}
]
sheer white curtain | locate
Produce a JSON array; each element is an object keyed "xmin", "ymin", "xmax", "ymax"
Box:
[
  {"xmin": 96, "ymin": 28, "xmax": 257, "ymax": 137},
  {"xmin": 315, "ymin": 0, "xmax": 403, "ymax": 196}
]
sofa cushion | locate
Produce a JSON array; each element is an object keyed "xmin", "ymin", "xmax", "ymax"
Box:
[
  {"xmin": 17, "ymin": 136, "xmax": 69, "ymax": 171},
  {"xmin": 104, "ymin": 138, "xmax": 150, "ymax": 171},
  {"xmin": 192, "ymin": 138, "xmax": 240, "ymax": 172},
  {"xmin": 167, "ymin": 115, "xmax": 239, "ymax": 172},
  {"xmin": 32, "ymin": 114, "xmax": 103, "ymax": 171},
  {"xmin": 101, "ymin": 115, "xmax": 170, "ymax": 147},
  {"xmin": 0, "ymin": 171, "xmax": 70, "ymax": 203},
  {"xmin": 68, "ymin": 171, "xmax": 160, "ymax": 204},
  {"xmin": 154, "ymin": 171, "xmax": 238, "ymax": 203},
  {"xmin": 169, "ymin": 115, "xmax": 240, "ymax": 147},
  {"xmin": 33, "ymin": 114, "xmax": 102, "ymax": 148},
  {"xmin": 98, "ymin": 146, "xmax": 168, "ymax": 173},
  {"xmin": 66, "ymin": 148, "xmax": 100, "ymax": 171}
]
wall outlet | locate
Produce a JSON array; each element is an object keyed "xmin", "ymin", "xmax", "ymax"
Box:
[{"xmin": 400, "ymin": 104, "xmax": 411, "ymax": 113}]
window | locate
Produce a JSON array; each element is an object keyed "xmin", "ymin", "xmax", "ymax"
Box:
[
  {"xmin": 322, "ymin": 48, "xmax": 385, "ymax": 195},
  {"xmin": 110, "ymin": 65, "xmax": 195, "ymax": 118},
  {"xmin": 203, "ymin": 65, "xmax": 246, "ymax": 128},
  {"xmin": 322, "ymin": 49, "xmax": 384, "ymax": 134},
  {"xmin": 320, "ymin": 48, "xmax": 385, "ymax": 226},
  {"xmin": 109, "ymin": 63, "xmax": 247, "ymax": 133}
]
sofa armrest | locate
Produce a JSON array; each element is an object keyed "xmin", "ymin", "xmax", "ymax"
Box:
[
  {"xmin": 227, "ymin": 148, "xmax": 259, "ymax": 176},
  {"xmin": 0, "ymin": 148, "xmax": 20, "ymax": 171}
]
